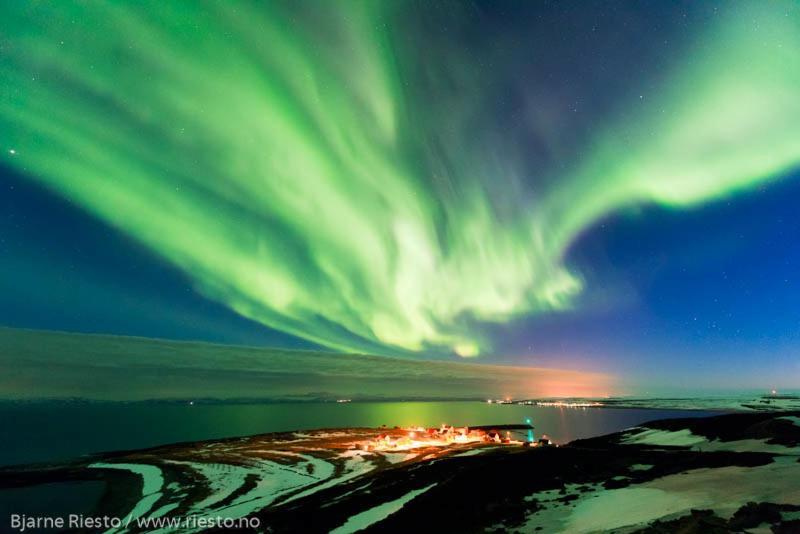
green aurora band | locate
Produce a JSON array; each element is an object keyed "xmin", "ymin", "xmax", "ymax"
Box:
[{"xmin": 1, "ymin": 1, "xmax": 799, "ymax": 357}]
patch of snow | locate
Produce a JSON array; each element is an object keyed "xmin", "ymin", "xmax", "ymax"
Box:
[
  {"xmin": 213, "ymin": 459, "xmax": 325, "ymax": 518},
  {"xmin": 322, "ymin": 482, "xmax": 374, "ymax": 508},
  {"xmin": 625, "ymin": 431, "xmax": 798, "ymax": 455},
  {"xmin": 525, "ymin": 483, "xmax": 595, "ymax": 504},
  {"xmin": 330, "ymin": 483, "xmax": 437, "ymax": 534},
  {"xmin": 521, "ymin": 484, "xmax": 598, "ymax": 532},
  {"xmin": 623, "ymin": 428, "xmax": 706, "ymax": 447},
  {"xmin": 566, "ymin": 488, "xmax": 695, "ymax": 532},
  {"xmin": 90, "ymin": 463, "xmax": 163, "ymax": 531},
  {"xmin": 174, "ymin": 461, "xmax": 251, "ymax": 510},
  {"xmin": 161, "ymin": 455, "xmax": 336, "ymax": 523},
  {"xmin": 453, "ymin": 447, "xmax": 490, "ymax": 457},
  {"xmin": 639, "ymin": 456, "xmax": 800, "ymax": 519},
  {"xmin": 148, "ymin": 502, "xmax": 179, "ymax": 519},
  {"xmin": 297, "ymin": 454, "xmax": 337, "ymax": 480},
  {"xmin": 700, "ymin": 438, "xmax": 798, "ymax": 455},
  {"xmin": 532, "ymin": 454, "xmax": 800, "ymax": 532},
  {"xmin": 282, "ymin": 455, "xmax": 376, "ymax": 504},
  {"xmin": 338, "ymin": 449, "xmax": 371, "ymax": 458},
  {"xmin": 295, "ymin": 431, "xmax": 350, "ymax": 439},
  {"xmin": 248, "ymin": 449, "xmax": 301, "ymax": 455},
  {"xmin": 524, "ymin": 439, "xmax": 800, "ymax": 533},
  {"xmin": 782, "ymin": 510, "xmax": 800, "ymax": 521},
  {"xmin": 630, "ymin": 464, "xmax": 654, "ymax": 471},
  {"xmin": 91, "ymin": 462, "xmax": 163, "ymax": 494},
  {"xmin": 379, "ymin": 452, "xmax": 418, "ymax": 464}
]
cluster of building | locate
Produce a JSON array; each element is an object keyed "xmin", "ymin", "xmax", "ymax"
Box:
[
  {"xmin": 360, "ymin": 425, "xmax": 482, "ymax": 451},
  {"xmin": 486, "ymin": 398, "xmax": 602, "ymax": 408},
  {"xmin": 529, "ymin": 400, "xmax": 602, "ymax": 408},
  {"xmin": 359, "ymin": 424, "xmax": 552, "ymax": 452}
]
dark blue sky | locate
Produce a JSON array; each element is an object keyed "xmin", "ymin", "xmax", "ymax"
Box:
[
  {"xmin": 0, "ymin": 166, "xmax": 318, "ymax": 349},
  {"xmin": 2, "ymin": 163, "xmax": 799, "ymax": 391},
  {"xmin": 495, "ymin": 174, "xmax": 800, "ymax": 391}
]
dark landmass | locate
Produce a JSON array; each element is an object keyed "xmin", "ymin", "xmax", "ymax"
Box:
[
  {"xmin": 2, "ymin": 411, "xmax": 800, "ymax": 532},
  {"xmin": 507, "ymin": 394, "xmax": 800, "ymax": 412}
]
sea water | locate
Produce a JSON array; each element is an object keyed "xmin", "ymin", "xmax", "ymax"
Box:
[{"xmin": 0, "ymin": 401, "xmax": 716, "ymax": 466}]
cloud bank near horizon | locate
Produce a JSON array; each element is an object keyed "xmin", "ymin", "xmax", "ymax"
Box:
[{"xmin": 0, "ymin": 328, "xmax": 613, "ymax": 401}]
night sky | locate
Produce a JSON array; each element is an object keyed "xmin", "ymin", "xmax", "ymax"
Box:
[{"xmin": 1, "ymin": 1, "xmax": 799, "ymax": 391}]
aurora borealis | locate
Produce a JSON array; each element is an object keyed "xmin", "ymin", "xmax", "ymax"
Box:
[{"xmin": 2, "ymin": 1, "xmax": 800, "ymax": 364}]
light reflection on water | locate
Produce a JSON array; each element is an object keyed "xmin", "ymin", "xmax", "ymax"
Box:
[{"xmin": 0, "ymin": 401, "xmax": 716, "ymax": 466}]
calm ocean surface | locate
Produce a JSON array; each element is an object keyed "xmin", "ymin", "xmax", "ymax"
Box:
[{"xmin": 0, "ymin": 401, "xmax": 716, "ymax": 467}]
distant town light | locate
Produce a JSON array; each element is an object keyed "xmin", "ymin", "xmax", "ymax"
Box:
[{"xmin": 531, "ymin": 401, "xmax": 602, "ymax": 408}]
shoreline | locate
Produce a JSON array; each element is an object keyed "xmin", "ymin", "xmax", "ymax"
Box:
[
  {"xmin": 1, "ymin": 392, "xmax": 797, "ymax": 410},
  {"xmin": 2, "ymin": 410, "xmax": 799, "ymax": 532},
  {"xmin": 0, "ymin": 402, "xmax": 717, "ymax": 469}
]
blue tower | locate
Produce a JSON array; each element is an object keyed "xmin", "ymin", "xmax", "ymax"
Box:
[{"xmin": 525, "ymin": 417, "xmax": 534, "ymax": 443}]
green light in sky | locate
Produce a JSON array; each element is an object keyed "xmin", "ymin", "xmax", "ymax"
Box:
[{"xmin": 1, "ymin": 1, "xmax": 798, "ymax": 356}]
